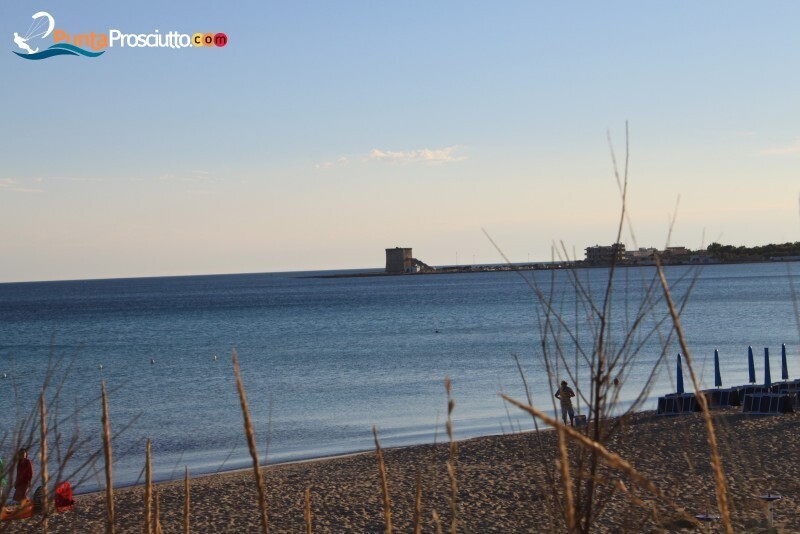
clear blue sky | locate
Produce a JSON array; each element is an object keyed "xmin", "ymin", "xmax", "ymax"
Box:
[{"xmin": 1, "ymin": 1, "xmax": 798, "ymax": 281}]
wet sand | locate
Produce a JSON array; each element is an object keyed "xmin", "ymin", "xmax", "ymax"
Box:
[{"xmin": 8, "ymin": 408, "xmax": 800, "ymax": 532}]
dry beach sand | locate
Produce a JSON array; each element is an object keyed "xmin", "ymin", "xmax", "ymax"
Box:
[{"xmin": 7, "ymin": 407, "xmax": 800, "ymax": 532}]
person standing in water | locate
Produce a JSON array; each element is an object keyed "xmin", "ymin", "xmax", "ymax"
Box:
[
  {"xmin": 554, "ymin": 380, "xmax": 576, "ymax": 427},
  {"xmin": 13, "ymin": 448, "xmax": 33, "ymax": 503}
]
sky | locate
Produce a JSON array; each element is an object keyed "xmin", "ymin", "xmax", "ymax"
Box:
[{"xmin": 1, "ymin": 1, "xmax": 798, "ymax": 282}]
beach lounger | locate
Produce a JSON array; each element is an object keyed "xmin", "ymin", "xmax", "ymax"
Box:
[
  {"xmin": 657, "ymin": 393, "xmax": 701, "ymax": 415},
  {"xmin": 734, "ymin": 385, "xmax": 770, "ymax": 400},
  {"xmin": 741, "ymin": 393, "xmax": 794, "ymax": 414},
  {"xmin": 704, "ymin": 388, "xmax": 741, "ymax": 407},
  {"xmin": 771, "ymin": 382, "xmax": 800, "ymax": 406}
]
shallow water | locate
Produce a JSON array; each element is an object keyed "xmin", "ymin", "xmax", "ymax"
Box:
[{"xmin": 0, "ymin": 262, "xmax": 797, "ymax": 492}]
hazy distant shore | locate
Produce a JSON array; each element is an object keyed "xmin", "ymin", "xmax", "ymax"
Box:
[{"xmin": 307, "ymin": 257, "xmax": 800, "ymax": 279}]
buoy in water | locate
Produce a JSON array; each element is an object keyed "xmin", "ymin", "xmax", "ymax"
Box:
[
  {"xmin": 2, "ymin": 372, "xmax": 7, "ymax": 379},
  {"xmin": 97, "ymin": 364, "xmax": 103, "ymax": 370},
  {"xmin": 212, "ymin": 354, "xmax": 218, "ymax": 361},
  {"xmin": 150, "ymin": 359, "xmax": 155, "ymax": 364}
]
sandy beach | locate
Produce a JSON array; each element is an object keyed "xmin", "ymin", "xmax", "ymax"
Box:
[{"xmin": 5, "ymin": 407, "xmax": 800, "ymax": 532}]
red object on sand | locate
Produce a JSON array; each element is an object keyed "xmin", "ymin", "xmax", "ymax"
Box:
[
  {"xmin": 0, "ymin": 500, "xmax": 32, "ymax": 521},
  {"xmin": 1, "ymin": 482, "xmax": 75, "ymax": 522},
  {"xmin": 55, "ymin": 481, "xmax": 75, "ymax": 512}
]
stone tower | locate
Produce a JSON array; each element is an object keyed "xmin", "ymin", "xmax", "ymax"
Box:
[{"xmin": 385, "ymin": 247, "xmax": 413, "ymax": 273}]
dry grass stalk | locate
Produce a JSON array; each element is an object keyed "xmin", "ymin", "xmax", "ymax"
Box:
[
  {"xmin": 443, "ymin": 378, "xmax": 458, "ymax": 534},
  {"xmin": 40, "ymin": 392, "xmax": 49, "ymax": 533},
  {"xmin": 144, "ymin": 439, "xmax": 152, "ymax": 534},
  {"xmin": 446, "ymin": 462, "xmax": 458, "ymax": 532},
  {"xmin": 304, "ymin": 487, "xmax": 312, "ymax": 534},
  {"xmin": 501, "ymin": 394, "xmax": 699, "ymax": 527},
  {"xmin": 153, "ymin": 488, "xmax": 162, "ymax": 534},
  {"xmin": 0, "ymin": 340, "xmax": 136, "ymax": 534},
  {"xmin": 432, "ymin": 510, "xmax": 443, "ymax": 534},
  {"xmin": 232, "ymin": 351, "xmax": 270, "ymax": 534},
  {"xmin": 101, "ymin": 380, "xmax": 115, "ymax": 534},
  {"xmin": 556, "ymin": 425, "xmax": 576, "ymax": 532},
  {"xmin": 184, "ymin": 466, "xmax": 190, "ymax": 534},
  {"xmin": 495, "ymin": 124, "xmax": 708, "ymax": 531},
  {"xmin": 655, "ymin": 260, "xmax": 732, "ymax": 533},
  {"xmin": 372, "ymin": 425, "xmax": 392, "ymax": 534},
  {"xmin": 413, "ymin": 472, "xmax": 422, "ymax": 534}
]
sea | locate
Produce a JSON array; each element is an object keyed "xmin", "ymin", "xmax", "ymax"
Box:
[{"xmin": 1, "ymin": 262, "xmax": 798, "ymax": 493}]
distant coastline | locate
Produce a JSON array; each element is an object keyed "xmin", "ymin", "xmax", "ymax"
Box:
[
  {"xmin": 320, "ymin": 241, "xmax": 800, "ymax": 280},
  {"xmin": 308, "ymin": 255, "xmax": 800, "ymax": 279}
]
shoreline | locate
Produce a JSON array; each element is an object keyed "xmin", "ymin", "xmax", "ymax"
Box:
[
  {"xmin": 74, "ymin": 447, "xmax": 385, "ymax": 497},
  {"xmin": 74, "ymin": 425, "xmax": 520, "ymax": 497},
  {"xmin": 1, "ymin": 256, "xmax": 795, "ymax": 285}
]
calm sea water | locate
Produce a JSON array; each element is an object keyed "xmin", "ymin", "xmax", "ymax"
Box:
[{"xmin": 1, "ymin": 263, "xmax": 798, "ymax": 492}]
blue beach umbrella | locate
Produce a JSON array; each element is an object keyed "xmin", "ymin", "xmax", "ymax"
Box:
[
  {"xmin": 748, "ymin": 346, "xmax": 756, "ymax": 384},
  {"xmin": 714, "ymin": 349, "xmax": 722, "ymax": 388},
  {"xmin": 764, "ymin": 347, "xmax": 771, "ymax": 387},
  {"xmin": 782, "ymin": 343, "xmax": 789, "ymax": 381},
  {"xmin": 677, "ymin": 353, "xmax": 685, "ymax": 395}
]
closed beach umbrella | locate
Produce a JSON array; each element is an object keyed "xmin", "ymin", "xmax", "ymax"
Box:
[
  {"xmin": 748, "ymin": 346, "xmax": 756, "ymax": 384},
  {"xmin": 677, "ymin": 353, "xmax": 685, "ymax": 395},
  {"xmin": 714, "ymin": 348, "xmax": 722, "ymax": 388},
  {"xmin": 782, "ymin": 343, "xmax": 789, "ymax": 381},
  {"xmin": 764, "ymin": 347, "xmax": 771, "ymax": 387}
]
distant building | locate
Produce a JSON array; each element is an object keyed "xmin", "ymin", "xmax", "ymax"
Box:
[
  {"xmin": 585, "ymin": 243, "xmax": 626, "ymax": 265},
  {"xmin": 626, "ymin": 247, "xmax": 656, "ymax": 260},
  {"xmin": 385, "ymin": 247, "xmax": 413, "ymax": 273},
  {"xmin": 664, "ymin": 246, "xmax": 690, "ymax": 256},
  {"xmin": 624, "ymin": 247, "xmax": 657, "ymax": 265},
  {"xmin": 690, "ymin": 253, "xmax": 715, "ymax": 264}
]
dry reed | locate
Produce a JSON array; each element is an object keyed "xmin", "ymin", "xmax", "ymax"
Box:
[
  {"xmin": 144, "ymin": 438, "xmax": 152, "ymax": 534},
  {"xmin": 0, "ymin": 341, "xmax": 128, "ymax": 534},
  {"xmin": 556, "ymin": 425, "xmax": 575, "ymax": 533},
  {"xmin": 501, "ymin": 394, "xmax": 699, "ymax": 527},
  {"xmin": 101, "ymin": 380, "xmax": 115, "ymax": 534},
  {"xmin": 444, "ymin": 377, "xmax": 457, "ymax": 534},
  {"xmin": 40, "ymin": 391, "xmax": 49, "ymax": 533},
  {"xmin": 153, "ymin": 488, "xmax": 162, "ymax": 534},
  {"xmin": 232, "ymin": 351, "xmax": 270, "ymax": 534},
  {"xmin": 372, "ymin": 425, "xmax": 392, "ymax": 534},
  {"xmin": 655, "ymin": 258, "xmax": 732, "ymax": 533},
  {"xmin": 489, "ymin": 123, "xmax": 710, "ymax": 531},
  {"xmin": 413, "ymin": 472, "xmax": 422, "ymax": 534},
  {"xmin": 184, "ymin": 466, "xmax": 190, "ymax": 534},
  {"xmin": 432, "ymin": 510, "xmax": 443, "ymax": 534},
  {"xmin": 304, "ymin": 487, "xmax": 312, "ymax": 534}
]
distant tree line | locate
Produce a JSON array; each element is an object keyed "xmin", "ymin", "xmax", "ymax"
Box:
[{"xmin": 706, "ymin": 241, "xmax": 800, "ymax": 262}]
